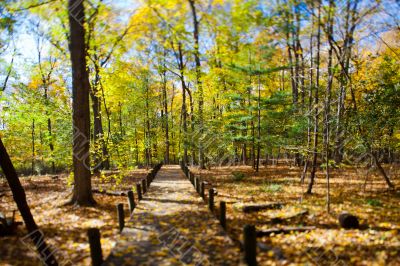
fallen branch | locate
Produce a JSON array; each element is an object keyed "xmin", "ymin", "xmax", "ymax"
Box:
[
  {"xmin": 242, "ymin": 203, "xmax": 284, "ymax": 213},
  {"xmin": 257, "ymin": 226, "xmax": 316, "ymax": 237},
  {"xmin": 92, "ymin": 189, "xmax": 126, "ymax": 196},
  {"xmin": 270, "ymin": 210, "xmax": 309, "ymax": 224}
]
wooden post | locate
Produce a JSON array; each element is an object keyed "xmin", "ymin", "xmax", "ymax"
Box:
[
  {"xmin": 201, "ymin": 182, "xmax": 205, "ymax": 199},
  {"xmin": 136, "ymin": 183, "xmax": 142, "ymax": 200},
  {"xmin": 208, "ymin": 188, "xmax": 214, "ymax": 211},
  {"xmin": 185, "ymin": 167, "xmax": 189, "ymax": 177},
  {"xmin": 146, "ymin": 175, "xmax": 150, "ymax": 188},
  {"xmin": 197, "ymin": 178, "xmax": 201, "ymax": 193},
  {"xmin": 142, "ymin": 179, "xmax": 147, "ymax": 194},
  {"xmin": 117, "ymin": 203, "xmax": 124, "ymax": 233},
  {"xmin": 127, "ymin": 190, "xmax": 135, "ymax": 213},
  {"xmin": 194, "ymin": 177, "xmax": 198, "ymax": 191},
  {"xmin": 220, "ymin": 201, "xmax": 226, "ymax": 229},
  {"xmin": 87, "ymin": 228, "xmax": 103, "ymax": 266},
  {"xmin": 243, "ymin": 225, "xmax": 257, "ymax": 266}
]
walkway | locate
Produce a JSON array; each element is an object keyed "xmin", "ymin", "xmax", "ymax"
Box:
[{"xmin": 104, "ymin": 165, "xmax": 240, "ymax": 266}]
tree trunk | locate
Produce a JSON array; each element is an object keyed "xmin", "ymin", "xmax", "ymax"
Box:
[
  {"xmin": 188, "ymin": 0, "xmax": 205, "ymax": 169},
  {"xmin": 162, "ymin": 59, "xmax": 170, "ymax": 164},
  {"xmin": 68, "ymin": 0, "xmax": 95, "ymax": 206},
  {"xmin": 307, "ymin": 0, "xmax": 322, "ymax": 194},
  {"xmin": 256, "ymin": 74, "xmax": 261, "ymax": 172},
  {"xmin": 177, "ymin": 42, "xmax": 188, "ymax": 165},
  {"xmin": 324, "ymin": 0, "xmax": 335, "ymax": 212},
  {"xmin": 0, "ymin": 139, "xmax": 58, "ymax": 265},
  {"xmin": 300, "ymin": 1, "xmax": 315, "ymax": 186},
  {"xmin": 31, "ymin": 119, "xmax": 35, "ymax": 175},
  {"xmin": 90, "ymin": 67, "xmax": 109, "ymax": 171}
]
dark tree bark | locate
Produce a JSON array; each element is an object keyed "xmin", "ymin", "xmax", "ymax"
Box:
[
  {"xmin": 67, "ymin": 0, "xmax": 95, "ymax": 206},
  {"xmin": 177, "ymin": 43, "xmax": 189, "ymax": 165},
  {"xmin": 0, "ymin": 139, "xmax": 58, "ymax": 265}
]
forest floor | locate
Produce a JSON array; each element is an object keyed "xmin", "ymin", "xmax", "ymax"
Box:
[
  {"xmin": 0, "ymin": 168, "xmax": 150, "ymax": 266},
  {"xmin": 0, "ymin": 164, "xmax": 399, "ymax": 265},
  {"xmin": 191, "ymin": 163, "xmax": 400, "ymax": 265}
]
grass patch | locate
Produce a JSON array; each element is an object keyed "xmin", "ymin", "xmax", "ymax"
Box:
[
  {"xmin": 261, "ymin": 182, "xmax": 282, "ymax": 193},
  {"xmin": 231, "ymin": 171, "xmax": 246, "ymax": 182},
  {"xmin": 366, "ymin": 198, "xmax": 382, "ymax": 207}
]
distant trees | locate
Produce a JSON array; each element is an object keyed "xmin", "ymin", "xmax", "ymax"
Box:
[{"xmin": 0, "ymin": 0, "xmax": 398, "ymax": 195}]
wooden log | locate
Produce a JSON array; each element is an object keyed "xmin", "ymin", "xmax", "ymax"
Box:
[
  {"xmin": 87, "ymin": 228, "xmax": 103, "ymax": 266},
  {"xmin": 256, "ymin": 226, "xmax": 316, "ymax": 237},
  {"xmin": 242, "ymin": 203, "xmax": 284, "ymax": 213},
  {"xmin": 117, "ymin": 203, "xmax": 124, "ymax": 233},
  {"xmin": 270, "ymin": 210, "xmax": 308, "ymax": 224},
  {"xmin": 338, "ymin": 212, "xmax": 359, "ymax": 229},
  {"xmin": 220, "ymin": 201, "xmax": 226, "ymax": 230},
  {"xmin": 136, "ymin": 183, "xmax": 142, "ymax": 201},
  {"xmin": 127, "ymin": 191, "xmax": 135, "ymax": 213},
  {"xmin": 142, "ymin": 179, "xmax": 147, "ymax": 194},
  {"xmin": 243, "ymin": 224, "xmax": 257, "ymax": 266},
  {"xmin": 208, "ymin": 188, "xmax": 214, "ymax": 212}
]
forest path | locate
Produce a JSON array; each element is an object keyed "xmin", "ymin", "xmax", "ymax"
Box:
[{"xmin": 104, "ymin": 165, "xmax": 240, "ymax": 266}]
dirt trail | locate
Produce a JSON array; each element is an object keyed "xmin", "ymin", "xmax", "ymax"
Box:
[{"xmin": 104, "ymin": 165, "xmax": 240, "ymax": 266}]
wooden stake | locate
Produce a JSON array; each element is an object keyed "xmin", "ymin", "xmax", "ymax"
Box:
[
  {"xmin": 117, "ymin": 203, "xmax": 124, "ymax": 233},
  {"xmin": 220, "ymin": 201, "xmax": 226, "ymax": 229},
  {"xmin": 208, "ymin": 188, "xmax": 214, "ymax": 211},
  {"xmin": 243, "ymin": 224, "xmax": 257, "ymax": 266},
  {"xmin": 136, "ymin": 183, "xmax": 142, "ymax": 200},
  {"xmin": 127, "ymin": 190, "xmax": 135, "ymax": 213},
  {"xmin": 87, "ymin": 228, "xmax": 103, "ymax": 266}
]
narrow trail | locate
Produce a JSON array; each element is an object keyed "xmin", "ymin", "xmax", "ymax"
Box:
[{"xmin": 104, "ymin": 165, "xmax": 240, "ymax": 266}]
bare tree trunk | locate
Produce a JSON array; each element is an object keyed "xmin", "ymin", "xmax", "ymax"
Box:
[
  {"xmin": 284, "ymin": 5, "xmax": 297, "ymax": 106},
  {"xmin": 188, "ymin": 0, "xmax": 205, "ymax": 169},
  {"xmin": 177, "ymin": 42, "xmax": 188, "ymax": 165},
  {"xmin": 186, "ymin": 86, "xmax": 196, "ymax": 165},
  {"xmin": 256, "ymin": 74, "xmax": 261, "ymax": 172},
  {"xmin": 162, "ymin": 57, "xmax": 170, "ymax": 164},
  {"xmin": 67, "ymin": 0, "xmax": 95, "ymax": 206},
  {"xmin": 301, "ymin": 1, "xmax": 315, "ymax": 186},
  {"xmin": 324, "ymin": 0, "xmax": 335, "ymax": 212},
  {"xmin": 145, "ymin": 78, "xmax": 152, "ymax": 167},
  {"xmin": 31, "ymin": 119, "xmax": 35, "ymax": 175},
  {"xmin": 307, "ymin": 0, "xmax": 322, "ymax": 194},
  {"xmin": 90, "ymin": 65, "xmax": 109, "ymax": 171}
]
